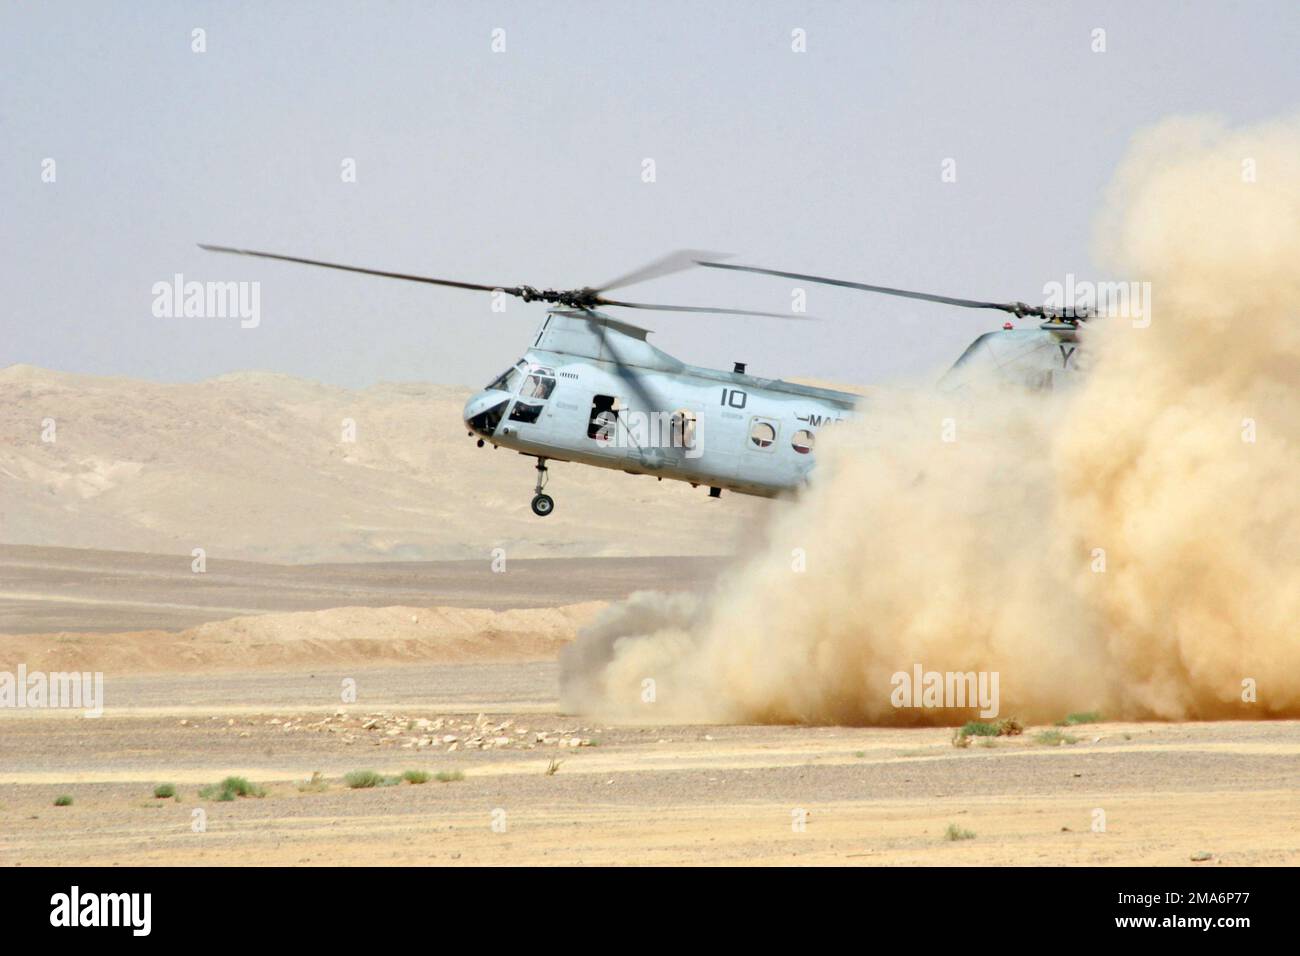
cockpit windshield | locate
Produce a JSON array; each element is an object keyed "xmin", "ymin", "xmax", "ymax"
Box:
[{"xmin": 486, "ymin": 361, "xmax": 526, "ymax": 394}]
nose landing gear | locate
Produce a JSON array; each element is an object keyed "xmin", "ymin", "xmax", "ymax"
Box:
[{"xmin": 530, "ymin": 458, "xmax": 554, "ymax": 517}]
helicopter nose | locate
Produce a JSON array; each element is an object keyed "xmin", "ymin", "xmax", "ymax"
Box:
[
  {"xmin": 463, "ymin": 390, "xmax": 508, "ymax": 438},
  {"xmin": 463, "ymin": 390, "xmax": 490, "ymax": 429},
  {"xmin": 463, "ymin": 391, "xmax": 483, "ymax": 428}
]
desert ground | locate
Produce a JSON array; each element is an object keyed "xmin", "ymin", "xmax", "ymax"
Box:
[
  {"xmin": 1, "ymin": 544, "xmax": 1297, "ymax": 867},
  {"xmin": 1, "ymin": 366, "xmax": 1295, "ymax": 866}
]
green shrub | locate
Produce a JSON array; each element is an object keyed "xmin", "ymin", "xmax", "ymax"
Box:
[
  {"xmin": 199, "ymin": 776, "xmax": 266, "ymax": 800},
  {"xmin": 344, "ymin": 770, "xmax": 384, "ymax": 789},
  {"xmin": 153, "ymin": 783, "xmax": 176, "ymax": 799}
]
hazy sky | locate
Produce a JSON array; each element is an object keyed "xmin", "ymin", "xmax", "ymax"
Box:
[{"xmin": 3, "ymin": 2, "xmax": 1297, "ymax": 389}]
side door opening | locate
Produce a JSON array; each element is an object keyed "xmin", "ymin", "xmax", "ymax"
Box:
[{"xmin": 587, "ymin": 394, "xmax": 620, "ymax": 441}]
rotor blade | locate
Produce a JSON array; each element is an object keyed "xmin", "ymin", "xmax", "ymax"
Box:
[
  {"xmin": 198, "ymin": 244, "xmax": 519, "ymax": 296},
  {"xmin": 594, "ymin": 249, "xmax": 732, "ymax": 293},
  {"xmin": 696, "ymin": 260, "xmax": 1047, "ymax": 318},
  {"xmin": 590, "ymin": 319, "xmax": 659, "ymax": 417},
  {"xmin": 595, "ymin": 297, "xmax": 810, "ymax": 320}
]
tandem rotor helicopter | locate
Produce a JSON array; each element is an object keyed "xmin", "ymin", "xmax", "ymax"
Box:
[{"xmin": 200, "ymin": 245, "xmax": 1089, "ymax": 516}]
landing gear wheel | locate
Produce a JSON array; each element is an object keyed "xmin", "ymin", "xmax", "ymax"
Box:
[{"xmin": 530, "ymin": 458, "xmax": 553, "ymax": 516}]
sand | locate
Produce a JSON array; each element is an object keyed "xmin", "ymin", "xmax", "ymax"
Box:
[
  {"xmin": 0, "ymin": 539, "xmax": 1294, "ymax": 866},
  {"xmin": 2, "ymin": 661, "xmax": 1296, "ymax": 866}
]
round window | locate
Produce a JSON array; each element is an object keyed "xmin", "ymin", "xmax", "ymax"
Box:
[
  {"xmin": 749, "ymin": 421, "xmax": 775, "ymax": 448},
  {"xmin": 792, "ymin": 429, "xmax": 815, "ymax": 454}
]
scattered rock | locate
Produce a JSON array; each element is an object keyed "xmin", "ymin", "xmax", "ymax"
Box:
[{"xmin": 232, "ymin": 710, "xmax": 605, "ymax": 755}]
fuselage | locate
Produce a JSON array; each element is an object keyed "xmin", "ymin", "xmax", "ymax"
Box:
[
  {"xmin": 463, "ymin": 310, "xmax": 858, "ymax": 497},
  {"xmin": 462, "ymin": 309, "xmax": 1083, "ymax": 499}
]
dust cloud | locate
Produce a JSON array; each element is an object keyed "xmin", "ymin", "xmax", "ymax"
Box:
[{"xmin": 560, "ymin": 115, "xmax": 1300, "ymax": 725}]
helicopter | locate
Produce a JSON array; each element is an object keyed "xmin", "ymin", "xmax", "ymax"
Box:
[{"xmin": 199, "ymin": 245, "xmax": 1088, "ymax": 516}]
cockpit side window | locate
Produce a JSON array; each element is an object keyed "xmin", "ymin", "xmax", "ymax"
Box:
[
  {"xmin": 521, "ymin": 374, "xmax": 556, "ymax": 400},
  {"xmin": 508, "ymin": 401, "xmax": 544, "ymax": 424},
  {"xmin": 486, "ymin": 362, "xmax": 525, "ymax": 394}
]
